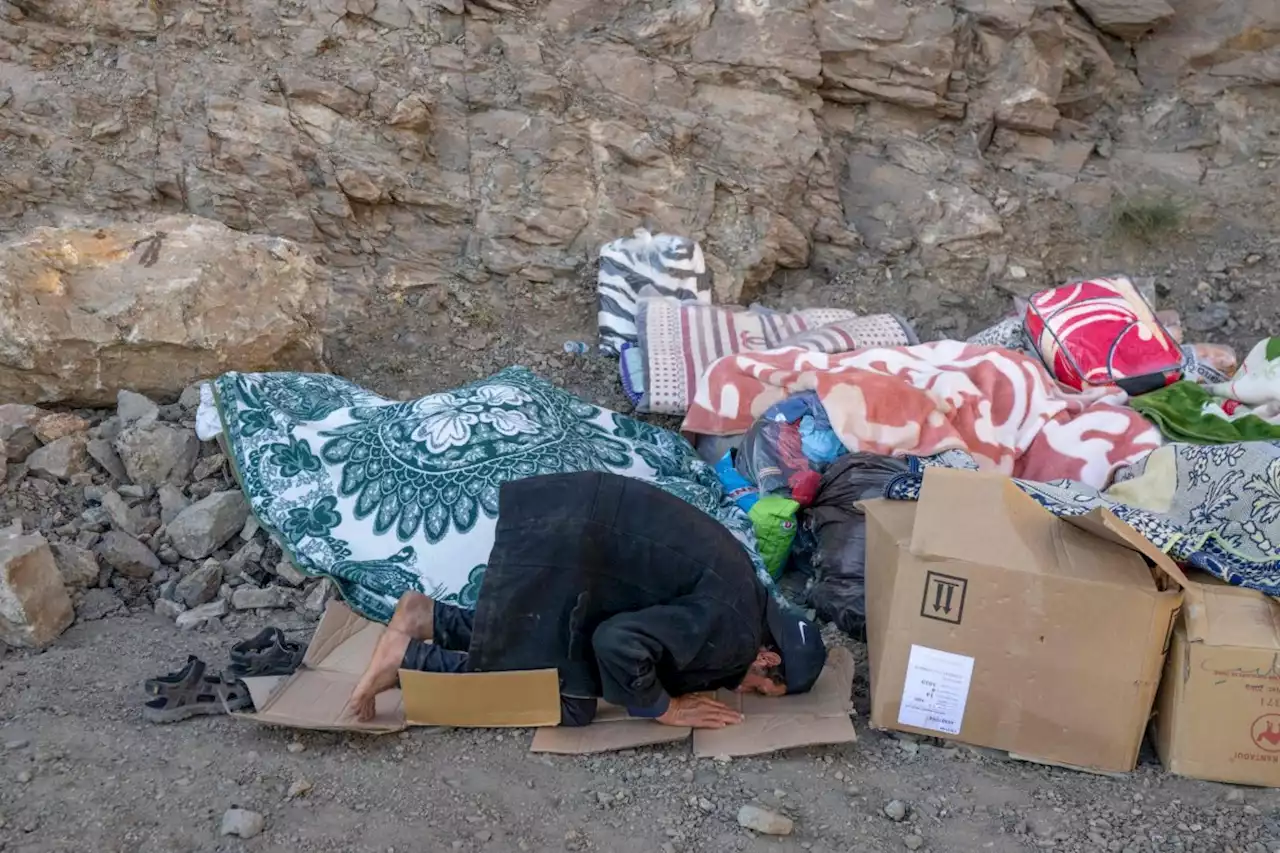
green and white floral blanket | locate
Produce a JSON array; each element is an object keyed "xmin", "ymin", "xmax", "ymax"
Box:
[{"xmin": 207, "ymin": 368, "xmax": 766, "ymax": 623}]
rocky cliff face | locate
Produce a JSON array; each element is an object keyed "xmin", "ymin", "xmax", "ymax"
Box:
[{"xmin": 0, "ymin": 0, "xmax": 1277, "ymax": 389}]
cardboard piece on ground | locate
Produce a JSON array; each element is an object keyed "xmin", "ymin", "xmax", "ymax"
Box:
[
  {"xmin": 241, "ymin": 675, "xmax": 286, "ymax": 711},
  {"xmin": 861, "ymin": 467, "xmax": 1184, "ymax": 774},
  {"xmin": 1152, "ymin": 574, "xmax": 1280, "ymax": 786},
  {"xmin": 237, "ymin": 601, "xmax": 561, "ymax": 733},
  {"xmin": 400, "ymin": 668, "xmax": 562, "ymax": 728},
  {"xmin": 694, "ymin": 645, "xmax": 858, "ymax": 757},
  {"xmin": 529, "ymin": 646, "xmax": 857, "ymax": 756},
  {"xmin": 528, "ymin": 702, "xmax": 692, "ymax": 754}
]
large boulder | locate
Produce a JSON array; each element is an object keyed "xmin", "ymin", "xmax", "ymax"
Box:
[
  {"xmin": 8, "ymin": 0, "xmax": 160, "ymax": 37},
  {"xmin": 0, "ymin": 216, "xmax": 329, "ymax": 406}
]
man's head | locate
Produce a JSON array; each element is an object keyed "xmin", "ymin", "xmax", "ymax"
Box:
[
  {"xmin": 754, "ymin": 597, "xmax": 827, "ymax": 697},
  {"xmin": 738, "ymin": 648, "xmax": 788, "ymax": 696}
]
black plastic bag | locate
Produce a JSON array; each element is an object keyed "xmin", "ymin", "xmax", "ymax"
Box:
[{"xmin": 803, "ymin": 453, "xmax": 909, "ymax": 639}]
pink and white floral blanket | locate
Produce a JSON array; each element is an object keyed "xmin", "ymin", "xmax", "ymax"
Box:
[{"xmin": 682, "ymin": 341, "xmax": 1161, "ymax": 488}]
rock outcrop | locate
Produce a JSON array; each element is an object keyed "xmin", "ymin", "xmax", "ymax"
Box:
[
  {"xmin": 0, "ymin": 217, "xmax": 328, "ymax": 405},
  {"xmin": 0, "ymin": 0, "xmax": 1275, "ymax": 356},
  {"xmin": 1076, "ymin": 0, "xmax": 1175, "ymax": 41}
]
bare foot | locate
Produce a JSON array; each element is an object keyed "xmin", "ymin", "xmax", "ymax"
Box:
[
  {"xmin": 389, "ymin": 591, "xmax": 435, "ymax": 641},
  {"xmin": 349, "ymin": 626, "xmax": 412, "ymax": 722}
]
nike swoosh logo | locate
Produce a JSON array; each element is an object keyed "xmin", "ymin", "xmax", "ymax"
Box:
[{"xmin": 798, "ymin": 621, "xmax": 807, "ymax": 643}]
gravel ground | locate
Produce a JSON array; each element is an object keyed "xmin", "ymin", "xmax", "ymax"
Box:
[{"xmin": 2, "ymin": 610, "xmax": 1280, "ymax": 853}]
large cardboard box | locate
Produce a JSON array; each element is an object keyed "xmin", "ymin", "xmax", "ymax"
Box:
[
  {"xmin": 861, "ymin": 468, "xmax": 1188, "ymax": 774},
  {"xmin": 241, "ymin": 600, "xmax": 858, "ymax": 756},
  {"xmin": 1152, "ymin": 577, "xmax": 1280, "ymax": 786}
]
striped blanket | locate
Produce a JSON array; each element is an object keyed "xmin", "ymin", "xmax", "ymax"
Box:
[{"xmin": 632, "ymin": 298, "xmax": 916, "ymax": 415}]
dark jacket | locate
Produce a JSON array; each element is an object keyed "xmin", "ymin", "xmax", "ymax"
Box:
[{"xmin": 467, "ymin": 471, "xmax": 768, "ymax": 710}]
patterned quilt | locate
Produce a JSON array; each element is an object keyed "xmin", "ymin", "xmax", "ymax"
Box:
[
  {"xmin": 682, "ymin": 341, "xmax": 1161, "ymax": 488},
  {"xmin": 209, "ymin": 368, "xmax": 767, "ymax": 622},
  {"xmin": 885, "ymin": 443, "xmax": 1280, "ymax": 598},
  {"xmin": 631, "ymin": 298, "xmax": 913, "ymax": 415}
]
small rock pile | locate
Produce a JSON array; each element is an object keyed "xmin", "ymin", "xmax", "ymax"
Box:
[{"xmin": 0, "ymin": 387, "xmax": 332, "ymax": 648}]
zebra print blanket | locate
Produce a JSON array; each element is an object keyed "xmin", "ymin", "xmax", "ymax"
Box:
[{"xmin": 597, "ymin": 229, "xmax": 711, "ymax": 355}]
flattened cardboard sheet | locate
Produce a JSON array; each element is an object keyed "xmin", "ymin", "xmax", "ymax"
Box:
[
  {"xmin": 694, "ymin": 646, "xmax": 857, "ymax": 756},
  {"xmin": 530, "ymin": 647, "xmax": 857, "ymax": 756},
  {"xmin": 244, "ymin": 670, "xmax": 406, "ymax": 734},
  {"xmin": 241, "ymin": 602, "xmax": 854, "ymax": 746},
  {"xmin": 529, "ymin": 701, "xmax": 692, "ymax": 754},
  {"xmin": 241, "ymin": 675, "xmax": 285, "ymax": 710},
  {"xmin": 238, "ymin": 601, "xmax": 561, "ymax": 733},
  {"xmin": 401, "ymin": 668, "xmax": 562, "ymax": 728}
]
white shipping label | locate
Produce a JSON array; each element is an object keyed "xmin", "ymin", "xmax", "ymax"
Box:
[{"xmin": 897, "ymin": 644, "xmax": 975, "ymax": 736}]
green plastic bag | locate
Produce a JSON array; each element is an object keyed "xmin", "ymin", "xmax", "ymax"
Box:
[{"xmin": 749, "ymin": 494, "xmax": 800, "ymax": 579}]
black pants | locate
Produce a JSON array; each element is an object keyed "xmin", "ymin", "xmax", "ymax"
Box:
[{"xmin": 400, "ymin": 601, "xmax": 597, "ymax": 727}]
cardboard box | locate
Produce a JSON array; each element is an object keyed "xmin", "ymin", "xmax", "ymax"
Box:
[
  {"xmin": 242, "ymin": 601, "xmax": 858, "ymax": 757},
  {"xmin": 861, "ymin": 467, "xmax": 1188, "ymax": 774},
  {"xmin": 1153, "ymin": 577, "xmax": 1280, "ymax": 786}
]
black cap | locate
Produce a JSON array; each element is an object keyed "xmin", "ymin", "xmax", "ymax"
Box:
[{"xmin": 765, "ymin": 597, "xmax": 826, "ymax": 695}]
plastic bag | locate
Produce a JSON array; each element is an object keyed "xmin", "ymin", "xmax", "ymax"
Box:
[
  {"xmin": 735, "ymin": 419, "xmax": 821, "ymax": 506},
  {"xmin": 1189, "ymin": 343, "xmax": 1239, "ymax": 378},
  {"xmin": 715, "ymin": 450, "xmax": 759, "ymax": 513},
  {"xmin": 749, "ymin": 494, "xmax": 800, "ymax": 580},
  {"xmin": 803, "ymin": 453, "xmax": 910, "ymax": 639},
  {"xmin": 761, "ymin": 391, "xmax": 846, "ymax": 469},
  {"xmin": 195, "ymin": 383, "xmax": 222, "ymax": 441}
]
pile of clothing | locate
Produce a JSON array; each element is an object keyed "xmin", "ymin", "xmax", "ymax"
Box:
[{"xmin": 592, "ymin": 240, "xmax": 1280, "ymax": 638}]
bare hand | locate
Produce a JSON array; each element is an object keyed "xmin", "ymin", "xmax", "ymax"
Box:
[{"xmin": 656, "ymin": 695, "xmax": 744, "ymax": 729}]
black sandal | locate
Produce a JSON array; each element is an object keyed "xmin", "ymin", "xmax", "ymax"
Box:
[
  {"xmin": 144, "ymin": 654, "xmax": 201, "ymax": 697},
  {"xmin": 143, "ymin": 657, "xmax": 252, "ymax": 723},
  {"xmin": 228, "ymin": 627, "xmax": 308, "ymax": 680}
]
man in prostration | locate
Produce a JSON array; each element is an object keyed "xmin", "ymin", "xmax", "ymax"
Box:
[{"xmin": 349, "ymin": 471, "xmax": 827, "ymax": 728}]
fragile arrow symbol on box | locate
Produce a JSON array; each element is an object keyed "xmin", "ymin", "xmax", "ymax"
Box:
[{"xmin": 933, "ymin": 581, "xmax": 958, "ymax": 614}]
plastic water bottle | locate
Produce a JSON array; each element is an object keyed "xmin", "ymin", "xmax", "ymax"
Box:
[{"xmin": 563, "ymin": 340, "xmax": 591, "ymax": 355}]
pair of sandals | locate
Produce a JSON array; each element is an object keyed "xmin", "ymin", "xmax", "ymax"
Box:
[{"xmin": 143, "ymin": 628, "xmax": 308, "ymax": 724}]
